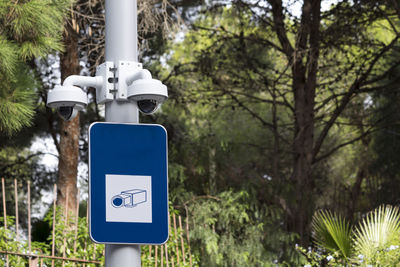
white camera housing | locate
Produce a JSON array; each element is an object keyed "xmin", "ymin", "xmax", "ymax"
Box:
[
  {"xmin": 46, "ymin": 62, "xmax": 167, "ymax": 119},
  {"xmin": 47, "ymin": 85, "xmax": 88, "ymax": 121},
  {"xmin": 127, "ymin": 78, "xmax": 168, "ymax": 114}
]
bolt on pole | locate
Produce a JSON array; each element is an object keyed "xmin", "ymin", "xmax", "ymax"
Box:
[{"xmin": 104, "ymin": 0, "xmax": 141, "ymax": 266}]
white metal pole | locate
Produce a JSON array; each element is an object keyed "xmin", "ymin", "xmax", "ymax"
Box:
[
  {"xmin": 104, "ymin": 0, "xmax": 141, "ymax": 266},
  {"xmin": 105, "ymin": 0, "xmax": 139, "ymax": 123},
  {"xmin": 105, "ymin": 244, "xmax": 141, "ymax": 266}
]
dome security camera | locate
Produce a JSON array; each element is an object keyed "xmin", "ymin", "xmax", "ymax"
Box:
[
  {"xmin": 127, "ymin": 79, "xmax": 168, "ymax": 114},
  {"xmin": 47, "ymin": 85, "xmax": 88, "ymax": 121}
]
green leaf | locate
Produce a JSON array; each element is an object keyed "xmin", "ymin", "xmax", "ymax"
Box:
[
  {"xmin": 312, "ymin": 210, "xmax": 353, "ymax": 260},
  {"xmin": 353, "ymin": 205, "xmax": 400, "ymax": 260}
]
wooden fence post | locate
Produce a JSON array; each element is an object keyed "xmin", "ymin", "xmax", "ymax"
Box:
[
  {"xmin": 165, "ymin": 244, "xmax": 169, "ymax": 266},
  {"xmin": 161, "ymin": 244, "xmax": 164, "ymax": 267},
  {"xmin": 51, "ymin": 184, "xmax": 57, "ymax": 267},
  {"xmin": 73, "ymin": 189, "xmax": 80, "ymax": 267},
  {"xmin": 155, "ymin": 245, "xmax": 158, "ymax": 267},
  {"xmin": 62, "ymin": 187, "xmax": 70, "ymax": 267},
  {"xmin": 14, "ymin": 179, "xmax": 19, "ymax": 244},
  {"xmin": 2, "ymin": 178, "xmax": 9, "ymax": 267},
  {"xmin": 186, "ymin": 216, "xmax": 192, "ymax": 267},
  {"xmin": 28, "ymin": 181, "xmax": 32, "ymax": 266},
  {"xmin": 2, "ymin": 178, "xmax": 7, "ymax": 230},
  {"xmin": 178, "ymin": 216, "xmax": 186, "ymax": 265},
  {"xmin": 173, "ymin": 213, "xmax": 179, "ymax": 265},
  {"xmin": 149, "ymin": 245, "xmax": 152, "ymax": 262}
]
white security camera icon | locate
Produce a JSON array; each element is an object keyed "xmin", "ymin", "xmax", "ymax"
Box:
[{"xmin": 111, "ymin": 189, "xmax": 147, "ymax": 208}]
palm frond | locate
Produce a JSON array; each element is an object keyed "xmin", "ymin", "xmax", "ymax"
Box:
[
  {"xmin": 353, "ymin": 205, "xmax": 400, "ymax": 259},
  {"xmin": 312, "ymin": 210, "xmax": 353, "ymax": 260}
]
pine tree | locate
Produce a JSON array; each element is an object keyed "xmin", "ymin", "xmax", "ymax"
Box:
[{"xmin": 0, "ymin": 0, "xmax": 73, "ymax": 135}]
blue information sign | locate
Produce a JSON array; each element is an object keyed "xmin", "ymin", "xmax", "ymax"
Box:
[{"xmin": 89, "ymin": 122, "xmax": 168, "ymax": 244}]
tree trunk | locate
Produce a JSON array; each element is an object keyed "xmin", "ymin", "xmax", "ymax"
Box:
[
  {"xmin": 290, "ymin": 66, "xmax": 315, "ymax": 245},
  {"xmin": 57, "ymin": 23, "xmax": 80, "ymax": 215},
  {"xmin": 286, "ymin": 0, "xmax": 321, "ymax": 245}
]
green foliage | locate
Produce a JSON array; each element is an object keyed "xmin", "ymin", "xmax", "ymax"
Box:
[
  {"xmin": 353, "ymin": 205, "xmax": 400, "ymax": 264},
  {"xmin": 155, "ymin": 0, "xmax": 400, "ymax": 256},
  {"xmin": 312, "ymin": 210, "xmax": 353, "ymax": 261},
  {"xmin": 296, "ymin": 246, "xmax": 339, "ymax": 267},
  {"xmin": 0, "ymin": 207, "xmax": 104, "ymax": 266},
  {"xmin": 0, "ymin": 204, "xmax": 196, "ymax": 266},
  {"xmin": 304, "ymin": 205, "xmax": 400, "ymax": 266},
  {"xmin": 0, "ymin": 0, "xmax": 73, "ymax": 135},
  {"xmin": 0, "ymin": 161, "xmax": 56, "ymax": 226},
  {"xmin": 42, "ymin": 206, "xmax": 104, "ymax": 266},
  {"xmin": 0, "ymin": 38, "xmax": 18, "ymax": 78},
  {"xmin": 0, "ymin": 65, "xmax": 36, "ymax": 135},
  {"xmin": 141, "ymin": 211, "xmax": 198, "ymax": 266},
  {"xmin": 0, "ymin": 0, "xmax": 69, "ymax": 58},
  {"xmin": 368, "ymin": 61, "xmax": 400, "ymax": 205},
  {"xmin": 0, "ymin": 216, "xmax": 41, "ymax": 266},
  {"xmin": 185, "ymin": 190, "xmax": 301, "ymax": 266}
]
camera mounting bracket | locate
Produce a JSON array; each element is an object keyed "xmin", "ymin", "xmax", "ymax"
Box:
[
  {"xmin": 95, "ymin": 61, "xmax": 115, "ymax": 104},
  {"xmin": 116, "ymin": 61, "xmax": 143, "ymax": 101}
]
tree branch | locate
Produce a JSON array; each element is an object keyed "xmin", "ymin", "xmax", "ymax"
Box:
[
  {"xmin": 268, "ymin": 0, "xmax": 294, "ymax": 58},
  {"xmin": 312, "ymin": 34, "xmax": 400, "ymax": 160},
  {"xmin": 313, "ymin": 127, "xmax": 375, "ymax": 164}
]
